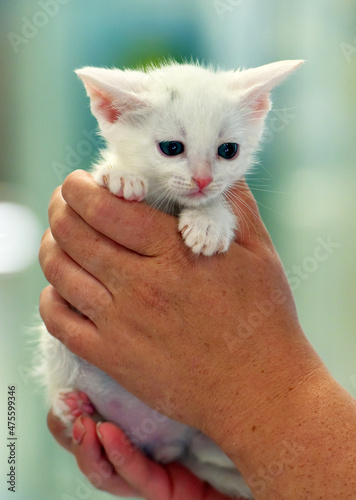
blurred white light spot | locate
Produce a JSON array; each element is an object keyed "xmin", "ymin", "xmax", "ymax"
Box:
[{"xmin": 0, "ymin": 203, "xmax": 42, "ymax": 275}]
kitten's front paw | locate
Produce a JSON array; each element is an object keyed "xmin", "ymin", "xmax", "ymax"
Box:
[
  {"xmin": 95, "ymin": 169, "xmax": 147, "ymax": 201},
  {"xmin": 52, "ymin": 389, "xmax": 97, "ymax": 432},
  {"xmin": 178, "ymin": 210, "xmax": 235, "ymax": 256}
]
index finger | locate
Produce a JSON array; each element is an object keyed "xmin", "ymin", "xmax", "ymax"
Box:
[
  {"xmin": 62, "ymin": 170, "xmax": 272, "ymax": 258},
  {"xmin": 61, "ymin": 170, "xmax": 181, "ymax": 257}
]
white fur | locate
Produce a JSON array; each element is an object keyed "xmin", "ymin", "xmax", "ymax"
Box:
[{"xmin": 40, "ymin": 60, "xmax": 303, "ymax": 498}]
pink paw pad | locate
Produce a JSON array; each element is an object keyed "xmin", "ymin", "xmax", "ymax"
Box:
[{"xmin": 60, "ymin": 391, "xmax": 96, "ymax": 418}]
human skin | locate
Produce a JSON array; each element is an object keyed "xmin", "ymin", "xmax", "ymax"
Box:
[
  {"xmin": 39, "ymin": 170, "xmax": 356, "ymax": 499},
  {"xmin": 47, "ymin": 410, "xmax": 234, "ymax": 499}
]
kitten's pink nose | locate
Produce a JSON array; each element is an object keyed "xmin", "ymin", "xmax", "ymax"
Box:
[{"xmin": 193, "ymin": 176, "xmax": 213, "ymax": 190}]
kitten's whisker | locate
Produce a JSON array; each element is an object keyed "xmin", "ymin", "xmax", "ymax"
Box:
[
  {"xmin": 243, "ymin": 177, "xmax": 272, "ymax": 185},
  {"xmin": 224, "ymin": 188, "xmax": 260, "ymax": 244},
  {"xmin": 146, "ymin": 184, "xmax": 177, "ymax": 219},
  {"xmin": 268, "ymin": 105, "xmax": 298, "ymax": 114},
  {"xmin": 254, "ymin": 163, "xmax": 272, "ymax": 180},
  {"xmin": 253, "ymin": 199, "xmax": 282, "ymax": 216},
  {"xmin": 225, "ymin": 186, "xmax": 260, "ymax": 220},
  {"xmin": 228, "ymin": 197, "xmax": 253, "ymax": 244},
  {"xmin": 248, "ymin": 187, "xmax": 291, "ymax": 196}
]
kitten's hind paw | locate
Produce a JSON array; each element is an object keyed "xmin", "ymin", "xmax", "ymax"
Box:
[{"xmin": 52, "ymin": 389, "xmax": 97, "ymax": 432}]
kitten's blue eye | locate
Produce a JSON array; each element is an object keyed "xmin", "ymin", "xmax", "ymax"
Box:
[
  {"xmin": 218, "ymin": 143, "xmax": 239, "ymax": 160},
  {"xmin": 159, "ymin": 141, "xmax": 184, "ymax": 156}
]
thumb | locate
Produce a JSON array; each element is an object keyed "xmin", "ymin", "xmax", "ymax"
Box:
[{"xmin": 61, "ymin": 170, "xmax": 180, "ymax": 257}]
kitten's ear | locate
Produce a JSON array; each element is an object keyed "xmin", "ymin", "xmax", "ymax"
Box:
[
  {"xmin": 75, "ymin": 67, "xmax": 147, "ymax": 124},
  {"xmin": 233, "ymin": 60, "xmax": 304, "ymax": 117}
]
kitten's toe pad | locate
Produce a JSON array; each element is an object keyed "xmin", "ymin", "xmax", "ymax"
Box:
[
  {"xmin": 179, "ymin": 212, "xmax": 233, "ymax": 256},
  {"xmin": 100, "ymin": 171, "xmax": 147, "ymax": 201},
  {"xmin": 52, "ymin": 389, "xmax": 96, "ymax": 430}
]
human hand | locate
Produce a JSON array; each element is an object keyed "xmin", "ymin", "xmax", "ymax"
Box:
[
  {"xmin": 47, "ymin": 410, "xmax": 234, "ymax": 500},
  {"xmin": 39, "ymin": 170, "xmax": 321, "ymax": 448},
  {"xmin": 40, "ymin": 170, "xmax": 356, "ymax": 499}
]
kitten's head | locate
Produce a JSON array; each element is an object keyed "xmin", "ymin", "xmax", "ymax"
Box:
[{"xmin": 76, "ymin": 60, "xmax": 303, "ymax": 207}]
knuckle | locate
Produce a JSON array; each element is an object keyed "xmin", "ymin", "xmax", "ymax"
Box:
[
  {"xmin": 42, "ymin": 314, "xmax": 59, "ymax": 339},
  {"xmin": 39, "ymin": 294, "xmax": 60, "ymax": 339},
  {"xmin": 61, "ymin": 170, "xmax": 84, "ymax": 197},
  {"xmin": 85, "ymin": 193, "xmax": 112, "ymax": 228},
  {"xmin": 38, "ymin": 288, "xmax": 48, "ymax": 321},
  {"xmin": 48, "ymin": 186, "xmax": 62, "ymax": 215},
  {"xmin": 47, "ymin": 187, "xmax": 64, "ymax": 230},
  {"xmin": 42, "ymin": 311, "xmax": 77, "ymax": 351},
  {"xmin": 50, "ymin": 209, "xmax": 75, "ymax": 243},
  {"xmin": 134, "ymin": 279, "xmax": 170, "ymax": 315},
  {"xmin": 40, "ymin": 227, "xmax": 51, "ymax": 245},
  {"xmin": 39, "ymin": 229, "xmax": 51, "ymax": 263},
  {"xmin": 39, "ymin": 286, "xmax": 48, "ymax": 306},
  {"xmin": 42, "ymin": 252, "xmax": 62, "ymax": 285}
]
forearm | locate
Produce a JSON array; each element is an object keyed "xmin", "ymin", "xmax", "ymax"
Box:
[{"xmin": 209, "ymin": 331, "xmax": 356, "ymax": 499}]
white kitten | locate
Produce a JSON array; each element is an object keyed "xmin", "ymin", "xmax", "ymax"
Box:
[
  {"xmin": 78, "ymin": 59, "xmax": 303, "ymax": 255},
  {"xmin": 39, "ymin": 60, "xmax": 302, "ymax": 498}
]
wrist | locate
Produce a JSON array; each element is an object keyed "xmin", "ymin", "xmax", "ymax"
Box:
[
  {"xmin": 202, "ymin": 326, "xmax": 320, "ymax": 446},
  {"xmin": 203, "ymin": 331, "xmax": 356, "ymax": 498}
]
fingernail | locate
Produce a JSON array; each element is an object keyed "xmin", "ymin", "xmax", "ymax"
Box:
[
  {"xmin": 72, "ymin": 416, "xmax": 86, "ymax": 444},
  {"xmin": 96, "ymin": 421, "xmax": 103, "ymax": 441}
]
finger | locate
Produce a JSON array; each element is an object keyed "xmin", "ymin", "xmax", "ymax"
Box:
[
  {"xmin": 73, "ymin": 416, "xmax": 139, "ymax": 497},
  {"xmin": 47, "ymin": 409, "xmax": 74, "ymax": 453},
  {"xmin": 39, "ymin": 230, "xmax": 112, "ymax": 322},
  {"xmin": 39, "ymin": 286, "xmax": 100, "ymax": 358},
  {"xmin": 61, "ymin": 170, "xmax": 181, "ymax": 257},
  {"xmin": 97, "ymin": 423, "xmax": 229, "ymax": 500},
  {"xmin": 226, "ymin": 178, "xmax": 274, "ymax": 250},
  {"xmin": 48, "ymin": 186, "xmax": 134, "ymax": 287},
  {"xmin": 96, "ymin": 422, "xmax": 172, "ymax": 500}
]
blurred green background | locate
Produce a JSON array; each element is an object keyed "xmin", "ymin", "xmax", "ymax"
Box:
[{"xmin": 1, "ymin": 1, "xmax": 356, "ymax": 498}]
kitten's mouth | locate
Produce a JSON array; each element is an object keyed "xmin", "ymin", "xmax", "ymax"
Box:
[
  {"xmin": 178, "ymin": 189, "xmax": 215, "ymax": 206},
  {"xmin": 187, "ymin": 190, "xmax": 207, "ymax": 198},
  {"xmin": 184, "ymin": 190, "xmax": 209, "ymax": 201}
]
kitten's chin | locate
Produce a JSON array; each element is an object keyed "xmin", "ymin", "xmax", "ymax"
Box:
[{"xmin": 176, "ymin": 192, "xmax": 218, "ymax": 208}]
